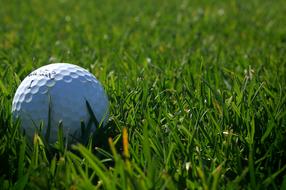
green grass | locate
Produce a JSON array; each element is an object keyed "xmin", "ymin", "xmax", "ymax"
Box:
[{"xmin": 0, "ymin": 0, "xmax": 286, "ymax": 189}]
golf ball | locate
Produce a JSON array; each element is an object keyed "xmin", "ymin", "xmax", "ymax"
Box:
[{"xmin": 12, "ymin": 63, "xmax": 109, "ymax": 142}]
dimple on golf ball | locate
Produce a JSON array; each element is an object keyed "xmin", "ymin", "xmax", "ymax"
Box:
[{"xmin": 11, "ymin": 63, "xmax": 109, "ymax": 142}]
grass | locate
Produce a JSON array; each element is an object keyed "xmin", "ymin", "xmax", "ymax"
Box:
[{"xmin": 0, "ymin": 0, "xmax": 286, "ymax": 189}]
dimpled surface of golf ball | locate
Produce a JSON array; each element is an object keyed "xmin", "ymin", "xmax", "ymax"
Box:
[{"xmin": 12, "ymin": 63, "xmax": 109, "ymax": 142}]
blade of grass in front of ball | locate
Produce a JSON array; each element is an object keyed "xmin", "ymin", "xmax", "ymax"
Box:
[
  {"xmin": 85, "ymin": 100, "xmax": 99, "ymax": 128},
  {"xmin": 57, "ymin": 121, "xmax": 64, "ymax": 153},
  {"xmin": 45, "ymin": 95, "xmax": 52, "ymax": 142}
]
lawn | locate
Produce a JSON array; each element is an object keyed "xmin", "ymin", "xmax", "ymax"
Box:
[{"xmin": 0, "ymin": 0, "xmax": 285, "ymax": 189}]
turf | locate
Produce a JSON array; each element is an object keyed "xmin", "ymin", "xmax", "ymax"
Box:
[{"xmin": 0, "ymin": 0, "xmax": 286, "ymax": 189}]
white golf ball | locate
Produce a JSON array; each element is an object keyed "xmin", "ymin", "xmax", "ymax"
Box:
[{"xmin": 11, "ymin": 63, "xmax": 109, "ymax": 142}]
